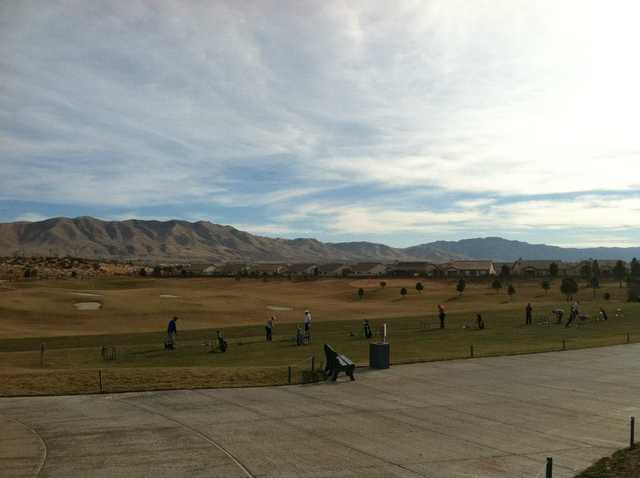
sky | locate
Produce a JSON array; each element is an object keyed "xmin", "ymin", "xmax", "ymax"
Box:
[{"xmin": 1, "ymin": 0, "xmax": 639, "ymax": 248}]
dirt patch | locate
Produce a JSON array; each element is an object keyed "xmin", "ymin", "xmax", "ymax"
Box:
[
  {"xmin": 73, "ymin": 302, "xmax": 102, "ymax": 311},
  {"xmin": 267, "ymin": 305, "xmax": 293, "ymax": 311}
]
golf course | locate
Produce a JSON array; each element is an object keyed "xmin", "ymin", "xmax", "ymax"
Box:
[{"xmin": 0, "ymin": 276, "xmax": 638, "ymax": 396}]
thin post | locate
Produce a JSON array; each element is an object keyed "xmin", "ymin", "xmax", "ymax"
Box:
[
  {"xmin": 627, "ymin": 333, "xmax": 631, "ymax": 344},
  {"xmin": 40, "ymin": 343, "xmax": 45, "ymax": 368},
  {"xmin": 98, "ymin": 369, "xmax": 103, "ymax": 393},
  {"xmin": 311, "ymin": 355, "xmax": 315, "ymax": 372},
  {"xmin": 631, "ymin": 416, "xmax": 635, "ymax": 449},
  {"xmin": 546, "ymin": 457, "xmax": 553, "ymax": 478},
  {"xmin": 470, "ymin": 345, "xmax": 474, "ymax": 358},
  {"xmin": 288, "ymin": 366, "xmax": 292, "ymax": 384},
  {"xmin": 562, "ymin": 339, "xmax": 566, "ymax": 351}
]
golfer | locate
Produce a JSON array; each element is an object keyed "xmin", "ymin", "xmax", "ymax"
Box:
[{"xmin": 167, "ymin": 316, "xmax": 178, "ymax": 349}]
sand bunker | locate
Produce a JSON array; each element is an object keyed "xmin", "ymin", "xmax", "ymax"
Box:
[
  {"xmin": 74, "ymin": 302, "xmax": 102, "ymax": 311},
  {"xmin": 267, "ymin": 305, "xmax": 293, "ymax": 311},
  {"xmin": 160, "ymin": 294, "xmax": 179, "ymax": 298},
  {"xmin": 71, "ymin": 292, "xmax": 103, "ymax": 298}
]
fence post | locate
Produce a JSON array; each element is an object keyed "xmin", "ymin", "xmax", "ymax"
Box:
[
  {"xmin": 470, "ymin": 345, "xmax": 474, "ymax": 358},
  {"xmin": 631, "ymin": 416, "xmax": 635, "ymax": 449},
  {"xmin": 288, "ymin": 366, "xmax": 292, "ymax": 384},
  {"xmin": 40, "ymin": 343, "xmax": 45, "ymax": 368},
  {"xmin": 546, "ymin": 457, "xmax": 553, "ymax": 478}
]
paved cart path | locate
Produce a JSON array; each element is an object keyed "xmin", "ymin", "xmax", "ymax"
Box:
[{"xmin": 3, "ymin": 344, "xmax": 640, "ymax": 477}]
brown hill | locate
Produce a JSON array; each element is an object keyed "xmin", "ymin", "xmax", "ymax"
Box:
[{"xmin": 0, "ymin": 217, "xmax": 421, "ymax": 263}]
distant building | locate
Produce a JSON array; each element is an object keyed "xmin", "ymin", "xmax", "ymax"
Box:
[
  {"xmin": 442, "ymin": 261, "xmax": 496, "ymax": 277},
  {"xmin": 251, "ymin": 263, "xmax": 289, "ymax": 276},
  {"xmin": 597, "ymin": 260, "xmax": 627, "ymax": 277},
  {"xmin": 348, "ymin": 262, "xmax": 388, "ymax": 277},
  {"xmin": 511, "ymin": 260, "xmax": 563, "ymax": 278},
  {"xmin": 287, "ymin": 263, "xmax": 318, "ymax": 277},
  {"xmin": 218, "ymin": 263, "xmax": 250, "ymax": 276},
  {"xmin": 316, "ymin": 263, "xmax": 349, "ymax": 277},
  {"xmin": 387, "ymin": 262, "xmax": 440, "ymax": 277}
]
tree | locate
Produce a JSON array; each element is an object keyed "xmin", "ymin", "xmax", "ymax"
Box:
[
  {"xmin": 590, "ymin": 276, "xmax": 600, "ymax": 298},
  {"xmin": 400, "ymin": 287, "xmax": 407, "ymax": 298},
  {"xmin": 358, "ymin": 288, "xmax": 364, "ymax": 299},
  {"xmin": 380, "ymin": 281, "xmax": 387, "ymax": 289},
  {"xmin": 456, "ymin": 278, "xmax": 466, "ymax": 297},
  {"xmin": 500, "ymin": 264, "xmax": 511, "ymax": 279},
  {"xmin": 560, "ymin": 277, "xmax": 579, "ymax": 300},
  {"xmin": 415, "ymin": 282, "xmax": 424, "ymax": 294},
  {"xmin": 152, "ymin": 265, "xmax": 162, "ymax": 277},
  {"xmin": 491, "ymin": 279, "xmax": 502, "ymax": 294},
  {"xmin": 507, "ymin": 284, "xmax": 516, "ymax": 301},
  {"xmin": 542, "ymin": 279, "xmax": 551, "ymax": 295},
  {"xmin": 631, "ymin": 258, "xmax": 640, "ymax": 279},
  {"xmin": 580, "ymin": 261, "xmax": 592, "ymax": 279},
  {"xmin": 139, "ymin": 267, "xmax": 147, "ymax": 277},
  {"xmin": 549, "ymin": 262, "xmax": 559, "ymax": 278},
  {"xmin": 613, "ymin": 260, "xmax": 627, "ymax": 288},
  {"xmin": 592, "ymin": 260, "xmax": 601, "ymax": 279}
]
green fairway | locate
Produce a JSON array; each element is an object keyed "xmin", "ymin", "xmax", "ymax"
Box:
[{"xmin": 0, "ymin": 276, "xmax": 637, "ymax": 395}]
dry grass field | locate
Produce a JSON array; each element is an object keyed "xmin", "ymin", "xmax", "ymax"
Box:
[{"xmin": 0, "ymin": 276, "xmax": 638, "ymax": 395}]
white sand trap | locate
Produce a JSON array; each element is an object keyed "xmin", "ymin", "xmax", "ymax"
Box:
[
  {"xmin": 74, "ymin": 302, "xmax": 102, "ymax": 310},
  {"xmin": 71, "ymin": 292, "xmax": 103, "ymax": 298},
  {"xmin": 160, "ymin": 294, "xmax": 179, "ymax": 298},
  {"xmin": 267, "ymin": 305, "xmax": 293, "ymax": 311}
]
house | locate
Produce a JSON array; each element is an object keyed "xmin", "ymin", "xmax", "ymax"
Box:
[
  {"xmin": 201, "ymin": 265, "xmax": 219, "ymax": 276},
  {"xmin": 218, "ymin": 263, "xmax": 250, "ymax": 276},
  {"xmin": 387, "ymin": 262, "xmax": 439, "ymax": 277},
  {"xmin": 596, "ymin": 260, "xmax": 627, "ymax": 278},
  {"xmin": 442, "ymin": 261, "xmax": 496, "ymax": 277},
  {"xmin": 316, "ymin": 263, "xmax": 349, "ymax": 277},
  {"xmin": 287, "ymin": 263, "xmax": 318, "ymax": 277},
  {"xmin": 493, "ymin": 262, "xmax": 516, "ymax": 276},
  {"xmin": 251, "ymin": 263, "xmax": 289, "ymax": 276},
  {"xmin": 511, "ymin": 260, "xmax": 563, "ymax": 278},
  {"xmin": 348, "ymin": 262, "xmax": 388, "ymax": 277}
]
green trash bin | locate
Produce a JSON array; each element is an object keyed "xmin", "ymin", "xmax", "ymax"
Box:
[{"xmin": 369, "ymin": 342, "xmax": 390, "ymax": 369}]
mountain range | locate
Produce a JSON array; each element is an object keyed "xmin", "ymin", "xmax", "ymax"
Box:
[{"xmin": 0, "ymin": 217, "xmax": 638, "ymax": 263}]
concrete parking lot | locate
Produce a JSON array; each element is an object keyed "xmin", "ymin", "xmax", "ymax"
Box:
[{"xmin": 2, "ymin": 344, "xmax": 640, "ymax": 477}]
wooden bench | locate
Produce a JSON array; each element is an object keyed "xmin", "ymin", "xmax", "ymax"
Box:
[{"xmin": 323, "ymin": 344, "xmax": 355, "ymax": 381}]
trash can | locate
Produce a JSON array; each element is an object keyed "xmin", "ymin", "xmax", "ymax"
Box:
[{"xmin": 369, "ymin": 342, "xmax": 390, "ymax": 369}]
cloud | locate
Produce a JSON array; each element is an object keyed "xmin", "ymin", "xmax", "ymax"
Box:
[
  {"xmin": 11, "ymin": 213, "xmax": 50, "ymax": 222},
  {"xmin": 1, "ymin": 1, "xmax": 640, "ymax": 246}
]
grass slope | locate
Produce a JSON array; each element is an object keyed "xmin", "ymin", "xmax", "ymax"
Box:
[{"xmin": 0, "ymin": 277, "xmax": 637, "ymax": 395}]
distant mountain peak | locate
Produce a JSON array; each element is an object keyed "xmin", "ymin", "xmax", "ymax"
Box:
[{"xmin": 0, "ymin": 217, "xmax": 638, "ymax": 263}]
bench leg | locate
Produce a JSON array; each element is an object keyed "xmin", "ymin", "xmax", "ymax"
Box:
[
  {"xmin": 349, "ymin": 367, "xmax": 355, "ymax": 381},
  {"xmin": 331, "ymin": 369, "xmax": 338, "ymax": 381}
]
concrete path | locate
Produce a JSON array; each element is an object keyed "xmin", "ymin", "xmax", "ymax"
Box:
[{"xmin": 2, "ymin": 344, "xmax": 640, "ymax": 478}]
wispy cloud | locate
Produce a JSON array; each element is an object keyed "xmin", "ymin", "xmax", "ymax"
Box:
[{"xmin": 1, "ymin": 1, "xmax": 639, "ymax": 246}]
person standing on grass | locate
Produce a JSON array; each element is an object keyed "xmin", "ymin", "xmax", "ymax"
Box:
[
  {"xmin": 363, "ymin": 319, "xmax": 372, "ymax": 339},
  {"xmin": 525, "ymin": 303, "xmax": 533, "ymax": 325},
  {"xmin": 599, "ymin": 308, "xmax": 608, "ymax": 321},
  {"xmin": 167, "ymin": 316, "xmax": 178, "ymax": 349},
  {"xmin": 266, "ymin": 316, "xmax": 275, "ymax": 342},
  {"xmin": 438, "ymin": 304, "xmax": 446, "ymax": 329},
  {"xmin": 566, "ymin": 302, "xmax": 578, "ymax": 328},
  {"xmin": 304, "ymin": 310, "xmax": 312, "ymax": 333}
]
